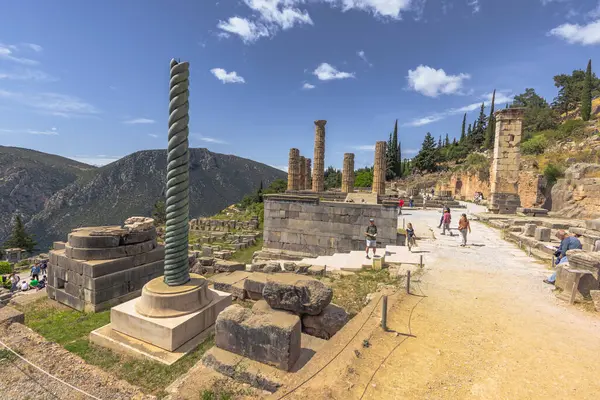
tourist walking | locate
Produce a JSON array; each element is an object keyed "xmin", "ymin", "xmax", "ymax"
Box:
[
  {"xmin": 406, "ymin": 222, "xmax": 417, "ymax": 252},
  {"xmin": 409, "ymin": 195, "xmax": 414, "ymax": 208},
  {"xmin": 441, "ymin": 209, "xmax": 452, "ymax": 236},
  {"xmin": 9, "ymin": 272, "xmax": 19, "ymax": 293},
  {"xmin": 365, "ymin": 218, "xmax": 378, "ymax": 259},
  {"xmin": 458, "ymin": 213, "xmax": 471, "ymax": 246}
]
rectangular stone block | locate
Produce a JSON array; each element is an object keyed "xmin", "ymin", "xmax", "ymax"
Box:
[
  {"xmin": 0, "ymin": 306, "xmax": 25, "ymax": 325},
  {"xmin": 65, "ymin": 282, "xmax": 83, "ymax": 298},
  {"xmin": 53, "ymin": 241, "xmax": 66, "ymax": 250},
  {"xmin": 211, "ymin": 271, "xmax": 251, "ymax": 293},
  {"xmin": 83, "ymin": 260, "xmax": 162, "ymax": 291},
  {"xmin": 111, "ymin": 288, "xmax": 232, "ymax": 351},
  {"xmin": 523, "ymin": 224, "xmax": 537, "ymax": 237},
  {"xmin": 46, "ymin": 285, "xmax": 56, "ymax": 299},
  {"xmin": 215, "ymin": 304, "xmax": 301, "ymax": 371},
  {"xmin": 55, "ymin": 289, "xmax": 84, "ymax": 311},
  {"xmin": 534, "ymin": 227, "xmax": 551, "ymax": 242},
  {"xmin": 82, "ymin": 246, "xmax": 165, "ymax": 278}
]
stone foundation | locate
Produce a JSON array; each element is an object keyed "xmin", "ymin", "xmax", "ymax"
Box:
[
  {"xmin": 489, "ymin": 192, "xmax": 522, "ymax": 215},
  {"xmin": 47, "ymin": 222, "xmax": 163, "ymax": 312}
]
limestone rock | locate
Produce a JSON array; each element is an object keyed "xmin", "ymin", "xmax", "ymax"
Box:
[
  {"xmin": 534, "ymin": 227, "xmax": 551, "ymax": 242},
  {"xmin": 264, "ymin": 262, "xmax": 282, "ymax": 273},
  {"xmin": 251, "ymin": 262, "xmax": 267, "ymax": 272},
  {"xmin": 590, "ymin": 290, "xmax": 600, "ymax": 312},
  {"xmin": 301, "ymin": 303, "xmax": 349, "ymax": 339},
  {"xmin": 199, "ymin": 257, "xmax": 214, "ymax": 266},
  {"xmin": 308, "ymin": 265, "xmax": 325, "ymax": 276},
  {"xmin": 523, "ymin": 224, "xmax": 537, "ymax": 237},
  {"xmin": 0, "ymin": 306, "xmax": 24, "ymax": 325},
  {"xmin": 124, "ymin": 216, "xmax": 155, "ymax": 232},
  {"xmin": 215, "ymin": 304, "xmax": 301, "ymax": 371},
  {"xmin": 215, "ymin": 260, "xmax": 245, "ymax": 273},
  {"xmin": 295, "ymin": 263, "xmax": 310, "ymax": 274},
  {"xmin": 263, "ymin": 279, "xmax": 332, "ymax": 316},
  {"xmin": 283, "ymin": 262, "xmax": 296, "ymax": 272}
]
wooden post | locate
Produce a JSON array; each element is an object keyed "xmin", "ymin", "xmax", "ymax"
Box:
[
  {"xmin": 381, "ymin": 295, "xmax": 388, "ymax": 331},
  {"xmin": 406, "ymin": 270, "xmax": 411, "ymax": 294}
]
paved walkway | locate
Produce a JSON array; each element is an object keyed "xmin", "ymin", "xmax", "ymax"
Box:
[{"xmin": 282, "ymin": 209, "xmax": 600, "ymax": 399}]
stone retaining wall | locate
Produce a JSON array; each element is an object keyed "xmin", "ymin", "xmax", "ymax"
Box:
[{"xmin": 262, "ymin": 194, "xmax": 398, "ymax": 257}]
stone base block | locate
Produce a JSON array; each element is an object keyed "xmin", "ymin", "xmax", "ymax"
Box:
[
  {"xmin": 0, "ymin": 306, "xmax": 25, "ymax": 325},
  {"xmin": 516, "ymin": 207, "xmax": 548, "ymax": 217},
  {"xmin": 534, "ymin": 227, "xmax": 551, "ymax": 242},
  {"xmin": 523, "ymin": 224, "xmax": 537, "ymax": 237},
  {"xmin": 215, "ymin": 304, "xmax": 301, "ymax": 371},
  {"xmin": 111, "ymin": 288, "xmax": 232, "ymax": 351},
  {"xmin": 90, "ymin": 321, "xmax": 214, "ymax": 365},
  {"xmin": 489, "ymin": 192, "xmax": 521, "ymax": 215}
]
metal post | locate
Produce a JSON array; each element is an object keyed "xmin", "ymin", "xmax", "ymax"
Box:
[
  {"xmin": 519, "ymin": 240, "xmax": 522, "ymax": 249},
  {"xmin": 528, "ymin": 245, "xmax": 532, "ymax": 257},
  {"xmin": 406, "ymin": 270, "xmax": 411, "ymax": 294},
  {"xmin": 403, "ymin": 218, "xmax": 405, "ymax": 230},
  {"xmin": 420, "ymin": 255, "xmax": 423, "ymax": 268},
  {"xmin": 381, "ymin": 295, "xmax": 388, "ymax": 331}
]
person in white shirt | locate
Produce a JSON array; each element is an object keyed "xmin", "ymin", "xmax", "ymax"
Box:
[{"xmin": 20, "ymin": 280, "xmax": 29, "ymax": 291}]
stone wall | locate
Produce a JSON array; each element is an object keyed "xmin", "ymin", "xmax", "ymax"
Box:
[
  {"xmin": 551, "ymin": 163, "xmax": 600, "ymax": 219},
  {"xmin": 262, "ymin": 195, "xmax": 398, "ymax": 257},
  {"xmin": 518, "ymin": 170, "xmax": 546, "ymax": 208}
]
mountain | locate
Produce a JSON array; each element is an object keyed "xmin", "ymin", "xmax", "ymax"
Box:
[
  {"xmin": 23, "ymin": 148, "xmax": 286, "ymax": 249},
  {"xmin": 0, "ymin": 146, "xmax": 96, "ymax": 244}
]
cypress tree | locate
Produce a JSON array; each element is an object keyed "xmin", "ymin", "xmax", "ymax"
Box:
[
  {"xmin": 444, "ymin": 133, "xmax": 450, "ymax": 147},
  {"xmin": 438, "ymin": 135, "xmax": 442, "ymax": 149},
  {"xmin": 460, "ymin": 113, "xmax": 466, "ymax": 143},
  {"xmin": 484, "ymin": 89, "xmax": 496, "ymax": 149},
  {"xmin": 582, "ymin": 59, "xmax": 592, "ymax": 121},
  {"xmin": 452, "ymin": 138, "xmax": 457, "ymax": 145},
  {"xmin": 397, "ymin": 141, "xmax": 402, "ymax": 177},
  {"xmin": 392, "ymin": 120, "xmax": 399, "ymax": 169},
  {"xmin": 3, "ymin": 215, "xmax": 36, "ymax": 253}
]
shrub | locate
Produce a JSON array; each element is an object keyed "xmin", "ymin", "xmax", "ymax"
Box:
[
  {"xmin": 558, "ymin": 119, "xmax": 587, "ymax": 138},
  {"xmin": 0, "ymin": 261, "xmax": 12, "ymax": 275},
  {"xmin": 521, "ymin": 135, "xmax": 548, "ymax": 155},
  {"xmin": 544, "ymin": 163, "xmax": 565, "ymax": 187}
]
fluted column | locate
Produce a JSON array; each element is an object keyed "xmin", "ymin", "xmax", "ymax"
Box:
[
  {"xmin": 299, "ymin": 156, "xmax": 306, "ymax": 190},
  {"xmin": 342, "ymin": 153, "xmax": 355, "ymax": 193},
  {"xmin": 372, "ymin": 141, "xmax": 387, "ymax": 196},
  {"xmin": 164, "ymin": 59, "xmax": 191, "ymax": 286},
  {"xmin": 305, "ymin": 158, "xmax": 312, "ymax": 190},
  {"xmin": 287, "ymin": 148, "xmax": 300, "ymax": 191},
  {"xmin": 312, "ymin": 120, "xmax": 326, "ymax": 192}
]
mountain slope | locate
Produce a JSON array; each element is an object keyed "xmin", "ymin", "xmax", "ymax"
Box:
[
  {"xmin": 0, "ymin": 146, "xmax": 96, "ymax": 243},
  {"xmin": 26, "ymin": 148, "xmax": 286, "ymax": 249}
]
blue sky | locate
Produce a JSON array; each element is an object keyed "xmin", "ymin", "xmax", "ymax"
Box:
[{"xmin": 1, "ymin": 0, "xmax": 599, "ymax": 170}]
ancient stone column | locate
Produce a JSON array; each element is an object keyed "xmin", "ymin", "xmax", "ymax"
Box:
[
  {"xmin": 372, "ymin": 141, "xmax": 387, "ymax": 195},
  {"xmin": 489, "ymin": 108, "xmax": 525, "ymax": 214},
  {"xmin": 312, "ymin": 120, "xmax": 327, "ymax": 192},
  {"xmin": 342, "ymin": 153, "xmax": 355, "ymax": 193},
  {"xmin": 304, "ymin": 158, "xmax": 312, "ymax": 191},
  {"xmin": 164, "ymin": 59, "xmax": 191, "ymax": 286},
  {"xmin": 287, "ymin": 148, "xmax": 300, "ymax": 191},
  {"xmin": 299, "ymin": 156, "xmax": 306, "ymax": 190}
]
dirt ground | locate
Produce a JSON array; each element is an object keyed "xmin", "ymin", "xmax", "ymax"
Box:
[{"xmin": 276, "ymin": 209, "xmax": 600, "ymax": 400}]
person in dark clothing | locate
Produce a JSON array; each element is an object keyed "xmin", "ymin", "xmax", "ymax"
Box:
[{"xmin": 365, "ymin": 218, "xmax": 378, "ymax": 259}]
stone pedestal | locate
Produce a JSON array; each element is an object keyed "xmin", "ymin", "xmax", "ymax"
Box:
[
  {"xmin": 287, "ymin": 148, "xmax": 300, "ymax": 191},
  {"xmin": 489, "ymin": 108, "xmax": 525, "ymax": 214},
  {"xmin": 312, "ymin": 120, "xmax": 326, "ymax": 192},
  {"xmin": 342, "ymin": 153, "xmax": 355, "ymax": 193},
  {"xmin": 91, "ymin": 273, "xmax": 232, "ymax": 364},
  {"xmin": 372, "ymin": 141, "xmax": 387, "ymax": 195}
]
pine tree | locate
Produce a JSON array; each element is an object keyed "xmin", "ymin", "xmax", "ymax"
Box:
[
  {"xmin": 452, "ymin": 138, "xmax": 457, "ymax": 145},
  {"xmin": 152, "ymin": 200, "xmax": 167, "ymax": 225},
  {"xmin": 438, "ymin": 135, "xmax": 442, "ymax": 149},
  {"xmin": 484, "ymin": 89, "xmax": 496, "ymax": 150},
  {"xmin": 3, "ymin": 215, "xmax": 36, "ymax": 253},
  {"xmin": 460, "ymin": 113, "xmax": 466, "ymax": 143},
  {"xmin": 414, "ymin": 132, "xmax": 439, "ymax": 173},
  {"xmin": 444, "ymin": 134, "xmax": 450, "ymax": 147},
  {"xmin": 469, "ymin": 103, "xmax": 487, "ymax": 150},
  {"xmin": 582, "ymin": 59, "xmax": 593, "ymax": 121}
]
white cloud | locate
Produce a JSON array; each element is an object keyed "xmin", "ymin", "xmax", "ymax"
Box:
[
  {"xmin": 404, "ymin": 91, "xmax": 513, "ymax": 127},
  {"xmin": 217, "ymin": 1, "xmax": 312, "ymax": 42},
  {"xmin": 148, "ymin": 134, "xmax": 159, "ymax": 138},
  {"xmin": 192, "ymin": 134, "xmax": 228, "ymax": 144},
  {"xmin": 0, "ymin": 127, "xmax": 58, "ymax": 136},
  {"xmin": 0, "ymin": 90, "xmax": 99, "ymax": 117},
  {"xmin": 0, "ymin": 43, "xmax": 39, "ymax": 65},
  {"xmin": 22, "ymin": 43, "xmax": 43, "ymax": 52},
  {"xmin": 467, "ymin": 0, "xmax": 480, "ymax": 13},
  {"xmin": 210, "ymin": 68, "xmax": 246, "ymax": 84},
  {"xmin": 313, "ymin": 63, "xmax": 355, "ymax": 81},
  {"xmin": 406, "ymin": 65, "xmax": 470, "ymax": 97},
  {"xmin": 357, "ymin": 50, "xmax": 372, "ymax": 66},
  {"xmin": 548, "ymin": 19, "xmax": 600, "ymax": 45},
  {"xmin": 327, "ymin": 0, "xmax": 413, "ymax": 19},
  {"xmin": 0, "ymin": 69, "xmax": 57, "ymax": 81},
  {"xmin": 270, "ymin": 164, "xmax": 288, "ymax": 172},
  {"xmin": 123, "ymin": 118, "xmax": 155, "ymax": 124},
  {"xmin": 403, "ymin": 148, "xmax": 419, "ymax": 156},
  {"xmin": 302, "ymin": 83, "xmax": 315, "ymax": 90}
]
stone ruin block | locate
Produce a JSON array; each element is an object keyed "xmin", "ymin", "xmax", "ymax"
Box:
[
  {"xmin": 534, "ymin": 227, "xmax": 551, "ymax": 242},
  {"xmin": 214, "ymin": 260, "xmax": 245, "ymax": 273},
  {"xmin": 215, "ymin": 304, "xmax": 301, "ymax": 371},
  {"xmin": 301, "ymin": 303, "xmax": 349, "ymax": 340},
  {"xmin": 47, "ymin": 222, "xmax": 162, "ymax": 312},
  {"xmin": 516, "ymin": 207, "xmax": 548, "ymax": 217},
  {"xmin": 523, "ymin": 224, "xmax": 537, "ymax": 237},
  {"xmin": 263, "ymin": 278, "xmax": 332, "ymax": 316},
  {"xmin": 590, "ymin": 290, "xmax": 600, "ymax": 312}
]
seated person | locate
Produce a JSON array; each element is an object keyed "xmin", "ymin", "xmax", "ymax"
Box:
[
  {"xmin": 20, "ymin": 280, "xmax": 29, "ymax": 291},
  {"xmin": 29, "ymin": 278, "xmax": 39, "ymax": 288},
  {"xmin": 544, "ymin": 230, "xmax": 583, "ymax": 285},
  {"xmin": 36, "ymin": 277, "xmax": 46, "ymax": 291}
]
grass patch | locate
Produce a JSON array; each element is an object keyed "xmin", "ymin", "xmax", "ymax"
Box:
[
  {"xmin": 0, "ymin": 348, "xmax": 17, "ymax": 363},
  {"xmin": 19, "ymin": 297, "xmax": 215, "ymax": 397},
  {"xmin": 329, "ymin": 269, "xmax": 402, "ymax": 317},
  {"xmin": 231, "ymin": 238, "xmax": 263, "ymax": 264}
]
